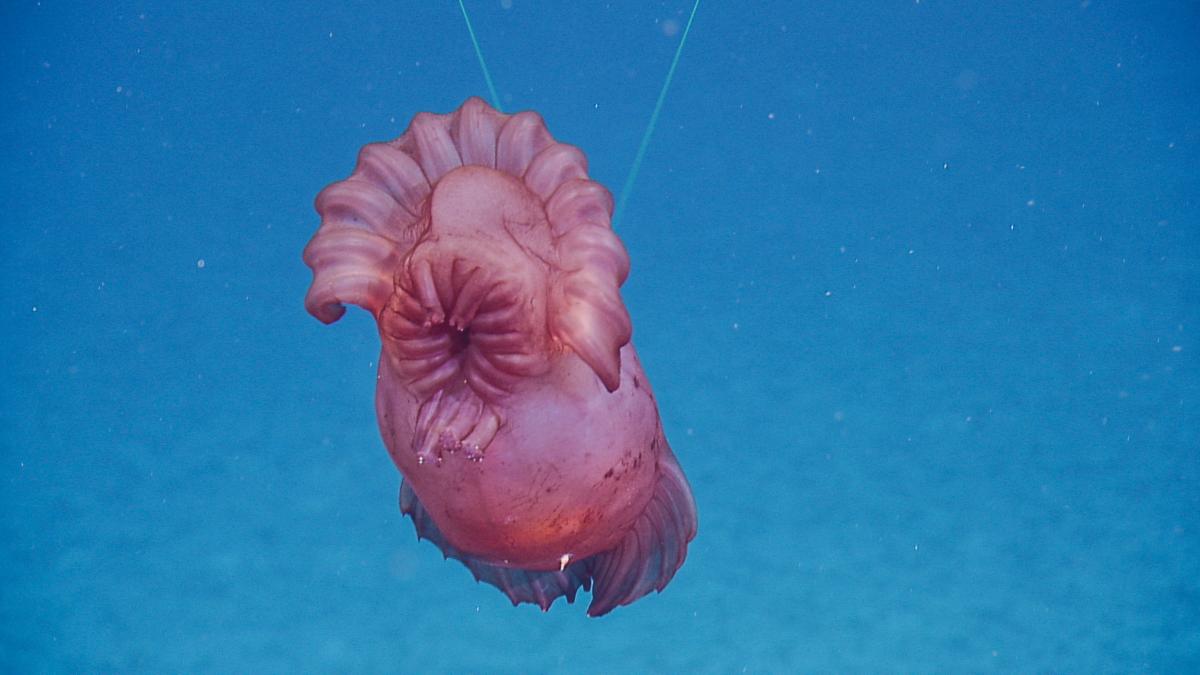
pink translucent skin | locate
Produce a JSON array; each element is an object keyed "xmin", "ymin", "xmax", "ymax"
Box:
[{"xmin": 302, "ymin": 98, "xmax": 696, "ymax": 616}]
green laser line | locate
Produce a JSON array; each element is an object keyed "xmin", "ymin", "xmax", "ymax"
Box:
[
  {"xmin": 613, "ymin": 0, "xmax": 701, "ymax": 229},
  {"xmin": 458, "ymin": 0, "xmax": 502, "ymax": 112}
]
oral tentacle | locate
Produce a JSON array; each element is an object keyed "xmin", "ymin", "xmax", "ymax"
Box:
[
  {"xmin": 412, "ymin": 258, "xmax": 443, "ymax": 326},
  {"xmin": 412, "ymin": 381, "xmax": 500, "ymax": 465},
  {"xmin": 447, "ymin": 265, "xmax": 490, "ymax": 330}
]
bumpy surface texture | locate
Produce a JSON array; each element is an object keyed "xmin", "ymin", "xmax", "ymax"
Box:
[{"xmin": 302, "ymin": 97, "xmax": 697, "ymax": 616}]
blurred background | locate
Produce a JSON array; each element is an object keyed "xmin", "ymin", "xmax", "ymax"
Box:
[{"xmin": 2, "ymin": 1, "xmax": 1197, "ymax": 671}]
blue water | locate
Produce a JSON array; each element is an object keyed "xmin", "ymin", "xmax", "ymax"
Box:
[{"xmin": 3, "ymin": 1, "xmax": 1197, "ymax": 671}]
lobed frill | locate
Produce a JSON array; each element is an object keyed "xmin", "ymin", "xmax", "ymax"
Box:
[{"xmin": 302, "ymin": 97, "xmax": 632, "ymax": 389}]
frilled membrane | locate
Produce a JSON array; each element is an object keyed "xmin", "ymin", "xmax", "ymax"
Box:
[{"xmin": 303, "ymin": 97, "xmax": 628, "ymax": 391}]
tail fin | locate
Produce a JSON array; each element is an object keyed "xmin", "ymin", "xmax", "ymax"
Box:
[{"xmin": 398, "ymin": 446, "xmax": 696, "ymax": 617}]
